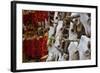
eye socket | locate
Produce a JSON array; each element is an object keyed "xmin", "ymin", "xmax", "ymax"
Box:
[
  {"xmin": 55, "ymin": 17, "xmax": 58, "ymax": 19},
  {"xmin": 57, "ymin": 45, "xmax": 60, "ymax": 48},
  {"xmin": 71, "ymin": 29, "xmax": 74, "ymax": 32},
  {"xmin": 75, "ymin": 50, "xmax": 79, "ymax": 54},
  {"xmin": 75, "ymin": 19, "xmax": 78, "ymax": 22},
  {"xmin": 87, "ymin": 41, "xmax": 91, "ymax": 49},
  {"xmin": 84, "ymin": 50, "xmax": 90, "ymax": 57}
]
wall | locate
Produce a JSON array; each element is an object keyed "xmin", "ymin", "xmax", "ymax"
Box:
[{"xmin": 0, "ymin": 0, "xmax": 99, "ymax": 73}]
